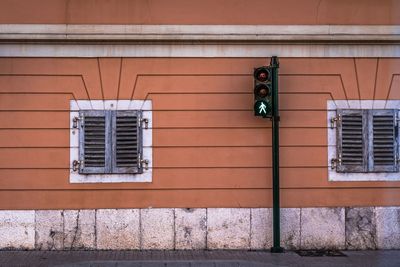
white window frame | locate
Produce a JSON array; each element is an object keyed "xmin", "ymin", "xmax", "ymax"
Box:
[
  {"xmin": 328, "ymin": 100, "xmax": 400, "ymax": 181},
  {"xmin": 70, "ymin": 100, "xmax": 152, "ymax": 183}
]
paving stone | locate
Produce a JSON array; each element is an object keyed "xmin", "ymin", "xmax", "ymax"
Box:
[
  {"xmin": 96, "ymin": 209, "xmax": 140, "ymax": 249},
  {"xmin": 35, "ymin": 210, "xmax": 64, "ymax": 250},
  {"xmin": 301, "ymin": 208, "xmax": 345, "ymax": 249},
  {"xmin": 250, "ymin": 208, "xmax": 300, "ymax": 250},
  {"xmin": 2, "ymin": 250, "xmax": 400, "ymax": 266},
  {"xmin": 64, "ymin": 210, "xmax": 96, "ymax": 250},
  {"xmin": 345, "ymin": 207, "xmax": 377, "ymax": 250},
  {"xmin": 207, "ymin": 208, "xmax": 250, "ymax": 249},
  {"xmin": 141, "ymin": 209, "xmax": 174, "ymax": 249},
  {"xmin": 175, "ymin": 208, "xmax": 207, "ymax": 250},
  {"xmin": 0, "ymin": 210, "xmax": 35, "ymax": 249},
  {"xmin": 376, "ymin": 207, "xmax": 400, "ymax": 249}
]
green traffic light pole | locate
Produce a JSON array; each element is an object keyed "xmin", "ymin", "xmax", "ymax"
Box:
[{"xmin": 270, "ymin": 56, "xmax": 284, "ymax": 253}]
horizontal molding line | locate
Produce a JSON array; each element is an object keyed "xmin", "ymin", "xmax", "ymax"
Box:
[
  {"xmin": 1, "ymin": 44, "xmax": 399, "ymax": 58},
  {"xmin": 1, "ymin": 187, "xmax": 400, "ymax": 191},
  {"xmin": 0, "ymin": 24, "xmax": 399, "ymax": 57},
  {"xmin": 1, "ymin": 24, "xmax": 400, "ymax": 41}
]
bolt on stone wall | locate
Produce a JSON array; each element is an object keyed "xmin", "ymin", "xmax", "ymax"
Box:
[{"xmin": 0, "ymin": 207, "xmax": 399, "ymax": 250}]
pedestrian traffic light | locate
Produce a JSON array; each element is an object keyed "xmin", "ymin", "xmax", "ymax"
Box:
[{"xmin": 254, "ymin": 66, "xmax": 272, "ymax": 117}]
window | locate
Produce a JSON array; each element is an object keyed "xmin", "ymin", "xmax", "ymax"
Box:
[
  {"xmin": 79, "ymin": 110, "xmax": 143, "ymax": 174},
  {"xmin": 70, "ymin": 100, "xmax": 152, "ymax": 183},
  {"xmin": 333, "ymin": 109, "xmax": 398, "ymax": 173}
]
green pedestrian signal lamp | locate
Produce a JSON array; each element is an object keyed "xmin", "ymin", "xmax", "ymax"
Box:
[{"xmin": 253, "ymin": 66, "xmax": 273, "ymax": 117}]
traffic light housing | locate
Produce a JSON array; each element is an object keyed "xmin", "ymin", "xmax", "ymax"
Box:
[{"xmin": 254, "ymin": 66, "xmax": 272, "ymax": 117}]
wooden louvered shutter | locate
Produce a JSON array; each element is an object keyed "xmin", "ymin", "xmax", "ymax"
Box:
[
  {"xmin": 79, "ymin": 110, "xmax": 112, "ymax": 174},
  {"xmin": 336, "ymin": 109, "xmax": 368, "ymax": 172},
  {"xmin": 111, "ymin": 110, "xmax": 143, "ymax": 174},
  {"xmin": 369, "ymin": 110, "xmax": 398, "ymax": 172}
]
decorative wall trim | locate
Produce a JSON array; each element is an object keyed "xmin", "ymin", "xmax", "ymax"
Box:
[
  {"xmin": 1, "ymin": 24, "xmax": 399, "ymax": 42},
  {"xmin": 327, "ymin": 100, "xmax": 400, "ymax": 181},
  {"xmin": 2, "ymin": 44, "xmax": 400, "ymax": 58},
  {"xmin": 69, "ymin": 100, "xmax": 153, "ymax": 183},
  {"xmin": 0, "ymin": 207, "xmax": 399, "ymax": 250},
  {"xmin": 0, "ymin": 24, "xmax": 399, "ymax": 57}
]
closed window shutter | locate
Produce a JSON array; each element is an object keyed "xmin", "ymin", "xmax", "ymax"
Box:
[
  {"xmin": 370, "ymin": 109, "xmax": 398, "ymax": 172},
  {"xmin": 79, "ymin": 110, "xmax": 112, "ymax": 174},
  {"xmin": 336, "ymin": 109, "xmax": 368, "ymax": 172},
  {"xmin": 111, "ymin": 110, "xmax": 143, "ymax": 174}
]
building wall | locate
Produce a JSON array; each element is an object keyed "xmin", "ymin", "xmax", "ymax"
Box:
[
  {"xmin": 0, "ymin": 0, "xmax": 399, "ymax": 250},
  {"xmin": 2, "ymin": 207, "xmax": 399, "ymax": 250},
  {"xmin": 0, "ymin": 0, "xmax": 398, "ymax": 25},
  {"xmin": 0, "ymin": 57, "xmax": 399, "ymax": 209}
]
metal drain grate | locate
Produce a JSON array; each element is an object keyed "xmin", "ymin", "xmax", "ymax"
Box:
[{"xmin": 295, "ymin": 250, "xmax": 347, "ymax": 257}]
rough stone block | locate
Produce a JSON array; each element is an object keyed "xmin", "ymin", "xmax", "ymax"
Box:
[
  {"xmin": 207, "ymin": 208, "xmax": 250, "ymax": 249},
  {"xmin": 35, "ymin": 210, "xmax": 64, "ymax": 250},
  {"xmin": 250, "ymin": 208, "xmax": 269, "ymax": 250},
  {"xmin": 175, "ymin": 208, "xmax": 206, "ymax": 250},
  {"xmin": 96, "ymin": 209, "xmax": 140, "ymax": 250},
  {"xmin": 250, "ymin": 208, "xmax": 300, "ymax": 250},
  {"xmin": 376, "ymin": 207, "xmax": 400, "ymax": 249},
  {"xmin": 345, "ymin": 207, "xmax": 377, "ymax": 250},
  {"xmin": 281, "ymin": 208, "xmax": 301, "ymax": 250},
  {"xmin": 63, "ymin": 210, "xmax": 96, "ymax": 250},
  {"xmin": 301, "ymin": 208, "xmax": 345, "ymax": 249},
  {"xmin": 141, "ymin": 209, "xmax": 174, "ymax": 249},
  {"xmin": 0, "ymin": 210, "xmax": 35, "ymax": 249}
]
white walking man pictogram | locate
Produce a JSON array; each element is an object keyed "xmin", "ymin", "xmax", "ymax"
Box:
[{"xmin": 259, "ymin": 102, "xmax": 267, "ymax": 114}]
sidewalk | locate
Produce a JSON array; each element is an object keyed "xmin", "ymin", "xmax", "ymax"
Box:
[{"xmin": 1, "ymin": 250, "xmax": 400, "ymax": 267}]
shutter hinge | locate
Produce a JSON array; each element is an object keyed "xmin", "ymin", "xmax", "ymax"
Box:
[
  {"xmin": 72, "ymin": 160, "xmax": 82, "ymax": 172},
  {"xmin": 331, "ymin": 156, "xmax": 342, "ymax": 170},
  {"xmin": 140, "ymin": 118, "xmax": 149, "ymax": 129},
  {"xmin": 72, "ymin": 116, "xmax": 80, "ymax": 128},
  {"xmin": 138, "ymin": 153, "xmax": 149, "ymax": 170},
  {"xmin": 141, "ymin": 159, "xmax": 149, "ymax": 170},
  {"xmin": 330, "ymin": 115, "xmax": 341, "ymax": 129}
]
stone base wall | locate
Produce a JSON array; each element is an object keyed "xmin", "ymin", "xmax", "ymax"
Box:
[{"xmin": 0, "ymin": 207, "xmax": 399, "ymax": 250}]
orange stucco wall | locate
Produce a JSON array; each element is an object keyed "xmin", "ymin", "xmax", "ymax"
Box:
[
  {"xmin": 0, "ymin": 0, "xmax": 398, "ymax": 25},
  {"xmin": 0, "ymin": 0, "xmax": 399, "ymax": 209},
  {"xmin": 0, "ymin": 57, "xmax": 399, "ymax": 209}
]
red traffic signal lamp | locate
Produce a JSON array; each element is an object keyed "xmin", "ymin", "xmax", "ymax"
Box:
[{"xmin": 254, "ymin": 66, "xmax": 272, "ymax": 117}]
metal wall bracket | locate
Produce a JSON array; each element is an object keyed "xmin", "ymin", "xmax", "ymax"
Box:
[
  {"xmin": 141, "ymin": 159, "xmax": 149, "ymax": 170},
  {"xmin": 331, "ymin": 157, "xmax": 342, "ymax": 170},
  {"xmin": 141, "ymin": 118, "xmax": 149, "ymax": 129},
  {"xmin": 330, "ymin": 115, "xmax": 341, "ymax": 129},
  {"xmin": 72, "ymin": 117, "xmax": 80, "ymax": 128},
  {"xmin": 138, "ymin": 153, "xmax": 149, "ymax": 170},
  {"xmin": 72, "ymin": 160, "xmax": 82, "ymax": 172}
]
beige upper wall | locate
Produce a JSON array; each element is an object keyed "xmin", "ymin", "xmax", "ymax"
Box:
[{"xmin": 0, "ymin": 0, "xmax": 398, "ymax": 25}]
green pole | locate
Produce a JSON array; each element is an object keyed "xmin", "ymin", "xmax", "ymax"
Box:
[{"xmin": 270, "ymin": 56, "xmax": 284, "ymax": 253}]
